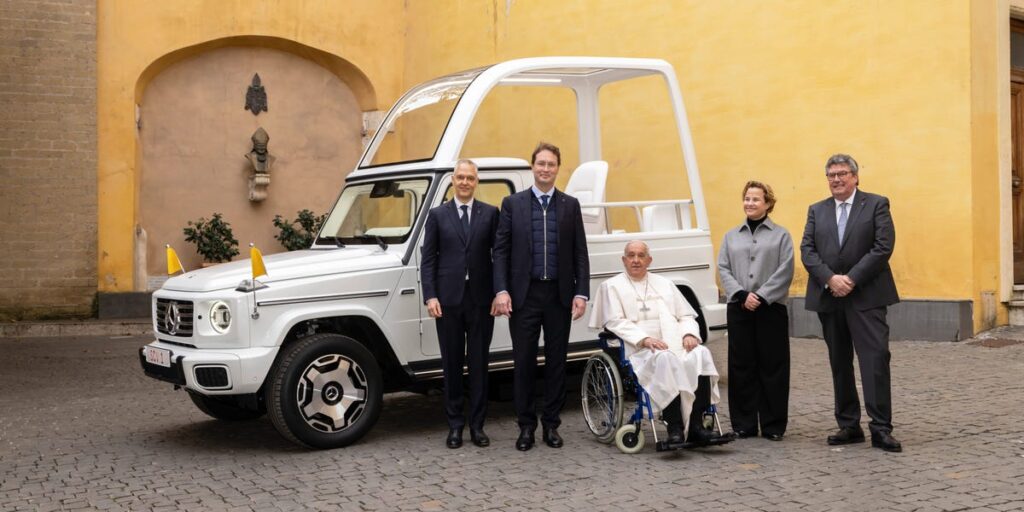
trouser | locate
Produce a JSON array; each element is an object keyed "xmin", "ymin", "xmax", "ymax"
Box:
[
  {"xmin": 818, "ymin": 302, "xmax": 893, "ymax": 435},
  {"xmin": 726, "ymin": 301, "xmax": 790, "ymax": 436},
  {"xmin": 435, "ymin": 282, "xmax": 494, "ymax": 430},
  {"xmin": 663, "ymin": 375, "xmax": 712, "ymax": 436},
  {"xmin": 510, "ymin": 279, "xmax": 570, "ymax": 430}
]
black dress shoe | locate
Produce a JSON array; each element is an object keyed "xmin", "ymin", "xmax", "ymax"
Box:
[
  {"xmin": 446, "ymin": 428, "xmax": 463, "ymax": 449},
  {"xmin": 542, "ymin": 427, "xmax": 564, "ymax": 448},
  {"xmin": 764, "ymin": 433, "xmax": 784, "ymax": 442},
  {"xmin": 687, "ymin": 428, "xmax": 714, "ymax": 447},
  {"xmin": 734, "ymin": 429, "xmax": 758, "ymax": 439},
  {"xmin": 515, "ymin": 428, "xmax": 534, "ymax": 451},
  {"xmin": 827, "ymin": 427, "xmax": 866, "ymax": 446},
  {"xmin": 871, "ymin": 432, "xmax": 903, "ymax": 453},
  {"xmin": 470, "ymin": 428, "xmax": 490, "ymax": 447},
  {"xmin": 666, "ymin": 425, "xmax": 685, "ymax": 444}
]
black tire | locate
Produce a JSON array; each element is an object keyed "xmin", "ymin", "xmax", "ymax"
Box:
[
  {"xmin": 678, "ymin": 286, "xmax": 708, "ymax": 342},
  {"xmin": 188, "ymin": 392, "xmax": 265, "ymax": 421},
  {"xmin": 267, "ymin": 333, "xmax": 383, "ymax": 449},
  {"xmin": 581, "ymin": 352, "xmax": 624, "ymax": 443}
]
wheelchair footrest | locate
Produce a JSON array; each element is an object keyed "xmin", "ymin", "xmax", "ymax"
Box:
[{"xmin": 656, "ymin": 432, "xmax": 736, "ymax": 451}]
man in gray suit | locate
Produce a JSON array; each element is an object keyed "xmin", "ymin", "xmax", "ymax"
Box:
[{"xmin": 800, "ymin": 153, "xmax": 902, "ymax": 452}]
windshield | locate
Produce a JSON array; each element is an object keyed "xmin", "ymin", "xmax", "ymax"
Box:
[
  {"xmin": 316, "ymin": 178, "xmax": 432, "ymax": 246},
  {"xmin": 360, "ymin": 68, "xmax": 485, "ymax": 167}
]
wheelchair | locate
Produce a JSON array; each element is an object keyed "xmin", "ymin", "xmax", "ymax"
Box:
[{"xmin": 581, "ymin": 332, "xmax": 735, "ymax": 454}]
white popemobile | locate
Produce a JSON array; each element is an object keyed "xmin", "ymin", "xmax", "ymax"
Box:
[{"xmin": 140, "ymin": 56, "xmax": 725, "ymax": 449}]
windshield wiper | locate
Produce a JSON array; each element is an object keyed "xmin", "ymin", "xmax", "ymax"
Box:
[
  {"xmin": 354, "ymin": 234, "xmax": 388, "ymax": 251},
  {"xmin": 316, "ymin": 236, "xmax": 346, "ymax": 248}
]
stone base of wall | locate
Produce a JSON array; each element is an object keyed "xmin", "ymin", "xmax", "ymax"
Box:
[
  {"xmin": 788, "ymin": 297, "xmax": 973, "ymax": 341},
  {"xmin": 98, "ymin": 292, "xmax": 152, "ymax": 319}
]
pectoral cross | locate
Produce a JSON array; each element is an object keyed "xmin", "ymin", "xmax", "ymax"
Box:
[{"xmin": 637, "ymin": 298, "xmax": 651, "ymax": 313}]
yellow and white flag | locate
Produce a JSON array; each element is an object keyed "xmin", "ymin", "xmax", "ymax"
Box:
[
  {"xmin": 250, "ymin": 243, "xmax": 268, "ymax": 280},
  {"xmin": 166, "ymin": 245, "xmax": 185, "ymax": 275}
]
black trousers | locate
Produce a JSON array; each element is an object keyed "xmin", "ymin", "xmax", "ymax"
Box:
[
  {"xmin": 727, "ymin": 301, "xmax": 790, "ymax": 436},
  {"xmin": 510, "ymin": 279, "xmax": 570, "ymax": 430},
  {"xmin": 818, "ymin": 302, "xmax": 893, "ymax": 435},
  {"xmin": 663, "ymin": 375, "xmax": 712, "ymax": 436},
  {"xmin": 435, "ymin": 281, "xmax": 494, "ymax": 430}
]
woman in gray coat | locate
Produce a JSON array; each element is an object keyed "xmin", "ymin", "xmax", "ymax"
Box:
[{"xmin": 717, "ymin": 181, "xmax": 794, "ymax": 441}]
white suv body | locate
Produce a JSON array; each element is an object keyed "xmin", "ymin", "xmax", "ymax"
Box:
[{"xmin": 140, "ymin": 57, "xmax": 724, "ymax": 449}]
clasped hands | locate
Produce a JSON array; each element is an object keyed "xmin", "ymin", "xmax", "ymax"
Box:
[
  {"xmin": 489, "ymin": 292, "xmax": 587, "ymax": 320},
  {"xmin": 640, "ymin": 334, "xmax": 700, "ymax": 353},
  {"xmin": 827, "ymin": 274, "xmax": 856, "ymax": 297}
]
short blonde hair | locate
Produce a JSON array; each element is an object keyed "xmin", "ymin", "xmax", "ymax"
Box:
[{"xmin": 742, "ymin": 180, "xmax": 777, "ymax": 214}]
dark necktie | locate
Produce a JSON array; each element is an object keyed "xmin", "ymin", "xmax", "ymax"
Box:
[
  {"xmin": 460, "ymin": 204, "xmax": 470, "ymax": 238},
  {"xmin": 838, "ymin": 202, "xmax": 848, "ymax": 247},
  {"xmin": 541, "ymin": 195, "xmax": 549, "ymax": 209}
]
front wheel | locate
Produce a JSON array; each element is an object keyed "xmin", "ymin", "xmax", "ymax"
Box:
[{"xmin": 267, "ymin": 333, "xmax": 383, "ymax": 449}]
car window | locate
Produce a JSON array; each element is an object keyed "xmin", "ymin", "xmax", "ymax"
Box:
[{"xmin": 443, "ymin": 179, "xmax": 514, "ymax": 208}]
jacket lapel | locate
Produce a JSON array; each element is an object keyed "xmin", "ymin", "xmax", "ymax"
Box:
[
  {"xmin": 822, "ymin": 198, "xmax": 838, "ymax": 249},
  {"xmin": 466, "ymin": 202, "xmax": 484, "ymax": 248},
  {"xmin": 446, "ymin": 200, "xmax": 467, "ymax": 246},
  {"xmin": 521, "ymin": 190, "xmax": 533, "ymax": 249}
]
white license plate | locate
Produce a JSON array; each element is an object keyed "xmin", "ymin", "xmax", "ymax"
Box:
[{"xmin": 144, "ymin": 346, "xmax": 171, "ymax": 368}]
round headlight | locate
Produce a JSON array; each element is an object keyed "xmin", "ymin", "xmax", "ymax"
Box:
[{"xmin": 210, "ymin": 301, "xmax": 232, "ymax": 333}]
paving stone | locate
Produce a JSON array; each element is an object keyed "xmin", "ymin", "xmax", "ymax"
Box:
[{"xmin": 0, "ymin": 334, "xmax": 1023, "ymax": 510}]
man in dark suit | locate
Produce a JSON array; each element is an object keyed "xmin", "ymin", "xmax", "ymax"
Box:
[
  {"xmin": 421, "ymin": 159, "xmax": 500, "ymax": 449},
  {"xmin": 801, "ymin": 153, "xmax": 902, "ymax": 452},
  {"xmin": 493, "ymin": 142, "xmax": 590, "ymax": 451}
]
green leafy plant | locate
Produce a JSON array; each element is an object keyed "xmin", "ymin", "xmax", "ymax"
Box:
[
  {"xmin": 273, "ymin": 209, "xmax": 326, "ymax": 251},
  {"xmin": 183, "ymin": 212, "xmax": 240, "ymax": 263}
]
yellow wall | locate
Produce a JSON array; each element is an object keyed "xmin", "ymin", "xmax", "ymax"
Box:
[
  {"xmin": 403, "ymin": 0, "xmax": 992, "ymax": 308},
  {"xmin": 96, "ymin": 0, "xmax": 406, "ymax": 291},
  {"xmin": 98, "ymin": 0, "xmax": 1008, "ymax": 329}
]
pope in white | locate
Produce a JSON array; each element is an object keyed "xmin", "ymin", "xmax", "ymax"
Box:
[{"xmin": 589, "ymin": 240, "xmax": 724, "ymax": 444}]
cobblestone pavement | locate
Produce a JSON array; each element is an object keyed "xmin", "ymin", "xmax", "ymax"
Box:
[{"xmin": 1, "ymin": 334, "xmax": 1023, "ymax": 511}]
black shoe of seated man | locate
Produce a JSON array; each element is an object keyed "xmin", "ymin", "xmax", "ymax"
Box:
[
  {"xmin": 470, "ymin": 428, "xmax": 490, "ymax": 448},
  {"xmin": 446, "ymin": 428, "xmax": 463, "ymax": 449},
  {"xmin": 515, "ymin": 428, "xmax": 535, "ymax": 451},
  {"xmin": 764, "ymin": 433, "xmax": 784, "ymax": 442},
  {"xmin": 543, "ymin": 427, "xmax": 563, "ymax": 448},
  {"xmin": 666, "ymin": 424, "xmax": 685, "ymax": 444},
  {"xmin": 687, "ymin": 428, "xmax": 716, "ymax": 447},
  {"xmin": 871, "ymin": 431, "xmax": 903, "ymax": 453},
  {"xmin": 827, "ymin": 427, "xmax": 866, "ymax": 446},
  {"xmin": 733, "ymin": 429, "xmax": 758, "ymax": 439}
]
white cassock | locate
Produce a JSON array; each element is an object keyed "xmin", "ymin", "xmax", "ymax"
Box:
[{"xmin": 589, "ymin": 272, "xmax": 720, "ymax": 429}]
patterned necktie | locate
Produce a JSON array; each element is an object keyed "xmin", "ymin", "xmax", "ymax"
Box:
[
  {"xmin": 460, "ymin": 204, "xmax": 470, "ymax": 238},
  {"xmin": 541, "ymin": 194, "xmax": 549, "ymax": 210},
  {"xmin": 837, "ymin": 202, "xmax": 848, "ymax": 246}
]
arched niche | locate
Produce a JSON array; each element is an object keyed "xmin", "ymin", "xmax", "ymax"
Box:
[{"xmin": 134, "ymin": 37, "xmax": 376, "ymax": 286}]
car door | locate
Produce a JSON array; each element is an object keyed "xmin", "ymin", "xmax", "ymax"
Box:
[{"xmin": 418, "ymin": 173, "xmax": 519, "ymax": 356}]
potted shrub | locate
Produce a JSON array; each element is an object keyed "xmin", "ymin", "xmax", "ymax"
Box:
[
  {"xmin": 273, "ymin": 209, "xmax": 326, "ymax": 251},
  {"xmin": 183, "ymin": 212, "xmax": 239, "ymax": 265}
]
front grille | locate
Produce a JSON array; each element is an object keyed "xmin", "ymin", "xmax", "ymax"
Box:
[
  {"xmin": 155, "ymin": 298, "xmax": 194, "ymax": 337},
  {"xmin": 194, "ymin": 365, "xmax": 230, "ymax": 389}
]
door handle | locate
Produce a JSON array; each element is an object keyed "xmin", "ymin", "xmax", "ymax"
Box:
[{"xmin": 400, "ymin": 288, "xmax": 416, "ymax": 295}]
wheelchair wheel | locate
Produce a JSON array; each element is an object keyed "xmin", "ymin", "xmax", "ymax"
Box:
[
  {"xmin": 614, "ymin": 424, "xmax": 645, "ymax": 454},
  {"xmin": 581, "ymin": 352, "xmax": 624, "ymax": 444}
]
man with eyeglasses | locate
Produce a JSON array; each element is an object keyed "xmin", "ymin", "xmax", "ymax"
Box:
[{"xmin": 800, "ymin": 153, "xmax": 902, "ymax": 452}]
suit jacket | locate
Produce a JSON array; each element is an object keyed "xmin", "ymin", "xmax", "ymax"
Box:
[
  {"xmin": 420, "ymin": 199, "xmax": 500, "ymax": 307},
  {"xmin": 493, "ymin": 188, "xmax": 590, "ymax": 309},
  {"xmin": 800, "ymin": 189, "xmax": 899, "ymax": 312}
]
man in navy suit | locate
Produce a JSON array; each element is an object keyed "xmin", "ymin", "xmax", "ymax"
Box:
[
  {"xmin": 493, "ymin": 142, "xmax": 590, "ymax": 451},
  {"xmin": 801, "ymin": 153, "xmax": 902, "ymax": 452},
  {"xmin": 421, "ymin": 159, "xmax": 500, "ymax": 449}
]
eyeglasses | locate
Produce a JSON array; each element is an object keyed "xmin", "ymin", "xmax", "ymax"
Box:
[{"xmin": 826, "ymin": 170, "xmax": 852, "ymax": 180}]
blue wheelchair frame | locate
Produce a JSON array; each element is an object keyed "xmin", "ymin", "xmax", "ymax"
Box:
[{"xmin": 594, "ymin": 331, "xmax": 725, "ymax": 452}]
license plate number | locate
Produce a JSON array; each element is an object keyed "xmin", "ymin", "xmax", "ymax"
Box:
[{"xmin": 144, "ymin": 346, "xmax": 171, "ymax": 367}]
